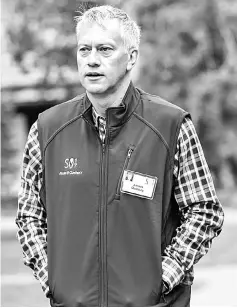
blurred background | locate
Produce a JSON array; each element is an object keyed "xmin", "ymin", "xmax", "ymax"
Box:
[{"xmin": 1, "ymin": 0, "xmax": 237, "ymax": 306}]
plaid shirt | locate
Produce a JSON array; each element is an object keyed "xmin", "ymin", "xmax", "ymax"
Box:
[
  {"xmin": 16, "ymin": 107, "xmax": 224, "ymax": 297},
  {"xmin": 92, "ymin": 108, "xmax": 106, "ymax": 143}
]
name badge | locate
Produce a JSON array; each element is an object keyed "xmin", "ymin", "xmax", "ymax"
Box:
[{"xmin": 120, "ymin": 170, "xmax": 158, "ymax": 200}]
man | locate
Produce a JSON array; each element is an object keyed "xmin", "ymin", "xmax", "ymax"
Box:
[{"xmin": 16, "ymin": 5, "xmax": 224, "ymax": 307}]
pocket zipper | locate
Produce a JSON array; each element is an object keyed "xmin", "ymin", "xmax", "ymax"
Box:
[{"xmin": 115, "ymin": 146, "xmax": 135, "ymax": 200}]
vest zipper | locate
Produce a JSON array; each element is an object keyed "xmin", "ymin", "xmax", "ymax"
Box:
[
  {"xmin": 99, "ymin": 140, "xmax": 108, "ymax": 306},
  {"xmin": 115, "ymin": 145, "xmax": 135, "ymax": 200},
  {"xmin": 82, "ymin": 116, "xmax": 108, "ymax": 306}
]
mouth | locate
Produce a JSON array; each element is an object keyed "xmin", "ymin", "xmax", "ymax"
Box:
[{"xmin": 85, "ymin": 72, "xmax": 104, "ymax": 79}]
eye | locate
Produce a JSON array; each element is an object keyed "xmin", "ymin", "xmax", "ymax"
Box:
[
  {"xmin": 78, "ymin": 47, "xmax": 91, "ymax": 56},
  {"xmin": 98, "ymin": 46, "xmax": 113, "ymax": 56}
]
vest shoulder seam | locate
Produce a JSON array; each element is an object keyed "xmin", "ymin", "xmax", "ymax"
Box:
[
  {"xmin": 133, "ymin": 112, "xmax": 170, "ymax": 157},
  {"xmin": 43, "ymin": 114, "xmax": 83, "ymax": 154},
  {"xmin": 168, "ymin": 112, "xmax": 186, "ymax": 173},
  {"xmin": 137, "ymin": 88, "xmax": 186, "ymax": 112}
]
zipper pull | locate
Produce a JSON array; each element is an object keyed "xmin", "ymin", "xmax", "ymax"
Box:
[{"xmin": 127, "ymin": 147, "xmax": 134, "ymax": 159}]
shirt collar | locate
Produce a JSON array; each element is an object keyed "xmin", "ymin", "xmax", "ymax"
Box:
[{"xmin": 92, "ymin": 107, "xmax": 106, "ymax": 129}]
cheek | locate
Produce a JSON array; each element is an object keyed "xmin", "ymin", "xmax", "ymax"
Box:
[
  {"xmin": 77, "ymin": 55, "xmax": 84, "ymax": 69},
  {"xmin": 108, "ymin": 56, "xmax": 128, "ymax": 76},
  {"xmin": 77, "ymin": 58, "xmax": 82, "ymax": 68},
  {"xmin": 77, "ymin": 62, "xmax": 85, "ymax": 77},
  {"xmin": 117, "ymin": 54, "xmax": 129, "ymax": 70}
]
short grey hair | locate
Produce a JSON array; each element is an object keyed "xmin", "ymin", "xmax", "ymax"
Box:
[{"xmin": 75, "ymin": 5, "xmax": 141, "ymax": 51}]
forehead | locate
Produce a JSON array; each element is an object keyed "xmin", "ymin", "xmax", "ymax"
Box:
[{"xmin": 77, "ymin": 19, "xmax": 123, "ymax": 45}]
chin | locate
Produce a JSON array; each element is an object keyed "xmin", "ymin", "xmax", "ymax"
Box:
[{"xmin": 85, "ymin": 85, "xmax": 108, "ymax": 95}]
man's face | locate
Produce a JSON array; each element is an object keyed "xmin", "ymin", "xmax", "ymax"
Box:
[{"xmin": 77, "ymin": 19, "xmax": 131, "ymax": 97}]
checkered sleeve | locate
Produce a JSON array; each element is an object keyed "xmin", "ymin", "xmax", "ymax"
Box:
[
  {"xmin": 16, "ymin": 121, "xmax": 49, "ymax": 297},
  {"xmin": 162, "ymin": 116, "xmax": 224, "ymax": 292}
]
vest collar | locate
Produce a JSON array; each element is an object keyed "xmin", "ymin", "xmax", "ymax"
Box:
[{"xmin": 82, "ymin": 82, "xmax": 140, "ymax": 132}]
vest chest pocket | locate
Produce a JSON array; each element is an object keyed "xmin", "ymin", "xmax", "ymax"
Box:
[{"xmin": 115, "ymin": 145, "xmax": 135, "ymax": 200}]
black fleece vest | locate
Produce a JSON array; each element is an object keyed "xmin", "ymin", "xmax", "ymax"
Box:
[{"xmin": 38, "ymin": 83, "xmax": 191, "ymax": 307}]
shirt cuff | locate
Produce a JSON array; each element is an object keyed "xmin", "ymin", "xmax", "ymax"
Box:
[
  {"xmin": 34, "ymin": 262, "xmax": 49, "ymax": 297},
  {"xmin": 162, "ymin": 256, "xmax": 185, "ymax": 293}
]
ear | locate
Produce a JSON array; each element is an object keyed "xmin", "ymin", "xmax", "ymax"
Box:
[{"xmin": 126, "ymin": 49, "xmax": 139, "ymax": 71}]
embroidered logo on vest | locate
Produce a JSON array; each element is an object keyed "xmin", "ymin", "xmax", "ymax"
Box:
[
  {"xmin": 64, "ymin": 158, "xmax": 78, "ymax": 169},
  {"xmin": 59, "ymin": 158, "xmax": 83, "ymax": 175}
]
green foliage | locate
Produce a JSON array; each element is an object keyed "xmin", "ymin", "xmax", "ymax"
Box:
[{"xmin": 6, "ymin": 0, "xmax": 101, "ymax": 81}]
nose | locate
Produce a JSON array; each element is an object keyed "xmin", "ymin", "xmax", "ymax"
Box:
[{"xmin": 87, "ymin": 49, "xmax": 100, "ymax": 67}]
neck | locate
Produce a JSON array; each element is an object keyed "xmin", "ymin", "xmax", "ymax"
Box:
[{"xmin": 86, "ymin": 76, "xmax": 131, "ymax": 117}]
